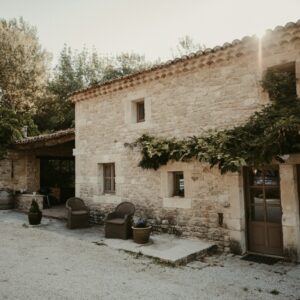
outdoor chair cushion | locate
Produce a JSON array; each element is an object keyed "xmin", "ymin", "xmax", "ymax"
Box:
[
  {"xmin": 72, "ymin": 210, "xmax": 89, "ymax": 215},
  {"xmin": 105, "ymin": 218, "xmax": 125, "ymax": 225}
]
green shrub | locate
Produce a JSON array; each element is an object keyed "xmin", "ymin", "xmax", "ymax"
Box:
[{"xmin": 29, "ymin": 199, "xmax": 41, "ymax": 213}]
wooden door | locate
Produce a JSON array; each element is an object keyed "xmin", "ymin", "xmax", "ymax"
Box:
[
  {"xmin": 297, "ymin": 165, "xmax": 300, "ymax": 209},
  {"xmin": 244, "ymin": 167, "xmax": 283, "ymax": 256}
]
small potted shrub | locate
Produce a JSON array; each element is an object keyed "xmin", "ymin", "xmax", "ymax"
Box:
[
  {"xmin": 132, "ymin": 218, "xmax": 152, "ymax": 244},
  {"xmin": 28, "ymin": 199, "xmax": 42, "ymax": 225}
]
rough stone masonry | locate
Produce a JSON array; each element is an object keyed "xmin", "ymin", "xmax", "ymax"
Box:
[{"xmin": 71, "ymin": 21, "xmax": 300, "ymax": 259}]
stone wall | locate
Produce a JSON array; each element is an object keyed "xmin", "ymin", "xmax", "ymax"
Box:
[
  {"xmin": 0, "ymin": 151, "xmax": 40, "ymax": 193},
  {"xmin": 75, "ymin": 27, "xmax": 300, "ymax": 252},
  {"xmin": 0, "ymin": 158, "xmax": 13, "ymax": 190},
  {"xmin": 0, "ymin": 151, "xmax": 27, "ymax": 192},
  {"xmin": 14, "ymin": 194, "xmax": 44, "ymax": 211}
]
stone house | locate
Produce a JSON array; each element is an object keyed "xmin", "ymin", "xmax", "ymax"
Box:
[
  {"xmin": 70, "ymin": 21, "xmax": 300, "ymax": 261},
  {"xmin": 1, "ymin": 21, "xmax": 300, "ymax": 261}
]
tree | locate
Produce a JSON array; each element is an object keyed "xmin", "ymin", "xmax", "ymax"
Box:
[
  {"xmin": 0, "ymin": 108, "xmax": 38, "ymax": 158},
  {"xmin": 0, "ymin": 18, "xmax": 49, "ymax": 111},
  {"xmin": 0, "ymin": 18, "xmax": 48, "ymax": 157},
  {"xmin": 171, "ymin": 35, "xmax": 205, "ymax": 58},
  {"xmin": 102, "ymin": 53, "xmax": 151, "ymax": 82}
]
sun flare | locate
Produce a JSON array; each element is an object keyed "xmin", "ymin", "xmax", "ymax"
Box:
[{"xmin": 255, "ymin": 27, "xmax": 267, "ymax": 39}]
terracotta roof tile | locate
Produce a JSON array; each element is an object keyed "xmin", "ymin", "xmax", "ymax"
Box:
[{"xmin": 15, "ymin": 128, "xmax": 75, "ymax": 145}]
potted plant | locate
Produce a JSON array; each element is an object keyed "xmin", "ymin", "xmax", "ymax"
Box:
[
  {"xmin": 132, "ymin": 218, "xmax": 152, "ymax": 244},
  {"xmin": 28, "ymin": 199, "xmax": 42, "ymax": 225}
]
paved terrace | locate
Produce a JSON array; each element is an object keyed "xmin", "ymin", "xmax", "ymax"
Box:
[{"xmin": 5, "ymin": 210, "xmax": 214, "ymax": 265}]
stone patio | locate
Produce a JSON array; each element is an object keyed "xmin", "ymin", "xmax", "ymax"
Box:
[
  {"xmin": 104, "ymin": 235, "xmax": 214, "ymax": 265},
  {"xmin": 2, "ymin": 210, "xmax": 214, "ymax": 265}
]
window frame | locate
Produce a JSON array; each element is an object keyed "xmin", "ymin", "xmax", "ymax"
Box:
[
  {"xmin": 103, "ymin": 163, "xmax": 116, "ymax": 194},
  {"xmin": 136, "ymin": 100, "xmax": 145, "ymax": 123},
  {"xmin": 173, "ymin": 171, "xmax": 185, "ymax": 197},
  {"xmin": 265, "ymin": 62, "xmax": 297, "ymax": 100}
]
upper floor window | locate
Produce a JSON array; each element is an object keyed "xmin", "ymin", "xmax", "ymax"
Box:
[
  {"xmin": 136, "ymin": 100, "xmax": 145, "ymax": 123},
  {"xmin": 125, "ymin": 97, "xmax": 151, "ymax": 125},
  {"xmin": 264, "ymin": 62, "xmax": 296, "ymax": 102},
  {"xmin": 103, "ymin": 163, "xmax": 115, "ymax": 194}
]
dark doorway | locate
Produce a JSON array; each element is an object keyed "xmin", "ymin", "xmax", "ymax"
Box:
[
  {"xmin": 40, "ymin": 157, "xmax": 75, "ymax": 205},
  {"xmin": 244, "ymin": 166, "xmax": 283, "ymax": 256}
]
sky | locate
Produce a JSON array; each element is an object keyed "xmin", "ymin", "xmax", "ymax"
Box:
[{"xmin": 1, "ymin": 0, "xmax": 300, "ymax": 66}]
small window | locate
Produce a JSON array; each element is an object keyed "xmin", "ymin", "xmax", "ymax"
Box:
[
  {"xmin": 265, "ymin": 62, "xmax": 297, "ymax": 101},
  {"xmin": 136, "ymin": 101, "xmax": 145, "ymax": 122},
  {"xmin": 103, "ymin": 163, "xmax": 115, "ymax": 193},
  {"xmin": 173, "ymin": 172, "xmax": 184, "ymax": 197}
]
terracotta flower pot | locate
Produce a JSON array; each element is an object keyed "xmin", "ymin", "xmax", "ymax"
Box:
[
  {"xmin": 132, "ymin": 226, "xmax": 152, "ymax": 244},
  {"xmin": 28, "ymin": 212, "xmax": 42, "ymax": 225}
]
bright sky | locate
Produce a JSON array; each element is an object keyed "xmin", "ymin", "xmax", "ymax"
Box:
[{"xmin": 1, "ymin": 0, "xmax": 300, "ymax": 65}]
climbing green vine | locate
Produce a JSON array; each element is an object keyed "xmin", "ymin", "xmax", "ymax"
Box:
[{"xmin": 127, "ymin": 68, "xmax": 300, "ymax": 174}]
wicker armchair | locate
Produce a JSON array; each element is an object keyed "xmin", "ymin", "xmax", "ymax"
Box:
[
  {"xmin": 66, "ymin": 197, "xmax": 90, "ymax": 229},
  {"xmin": 104, "ymin": 202, "xmax": 135, "ymax": 239}
]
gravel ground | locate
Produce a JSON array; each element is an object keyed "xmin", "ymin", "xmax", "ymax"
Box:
[{"xmin": 0, "ymin": 211, "xmax": 300, "ymax": 300}]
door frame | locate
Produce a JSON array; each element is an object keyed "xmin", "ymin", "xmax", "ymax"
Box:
[{"xmin": 243, "ymin": 166, "xmax": 284, "ymax": 257}]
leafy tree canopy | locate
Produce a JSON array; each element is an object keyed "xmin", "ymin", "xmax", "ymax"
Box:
[
  {"xmin": 0, "ymin": 108, "xmax": 38, "ymax": 158},
  {"xmin": 0, "ymin": 18, "xmax": 49, "ymax": 111},
  {"xmin": 171, "ymin": 35, "xmax": 205, "ymax": 58},
  {"xmin": 0, "ymin": 18, "xmax": 46, "ymax": 158}
]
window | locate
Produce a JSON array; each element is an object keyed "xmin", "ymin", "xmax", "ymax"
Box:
[
  {"xmin": 173, "ymin": 172, "xmax": 184, "ymax": 197},
  {"xmin": 126, "ymin": 97, "xmax": 150, "ymax": 125},
  {"xmin": 266, "ymin": 62, "xmax": 297, "ymax": 100},
  {"xmin": 136, "ymin": 101, "xmax": 145, "ymax": 122},
  {"xmin": 103, "ymin": 163, "xmax": 115, "ymax": 193},
  {"xmin": 162, "ymin": 169, "xmax": 191, "ymax": 208}
]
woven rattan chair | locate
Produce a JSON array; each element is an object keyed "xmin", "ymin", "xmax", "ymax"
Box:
[
  {"xmin": 66, "ymin": 197, "xmax": 90, "ymax": 229},
  {"xmin": 104, "ymin": 202, "xmax": 135, "ymax": 239}
]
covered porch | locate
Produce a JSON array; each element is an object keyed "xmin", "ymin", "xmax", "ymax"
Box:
[{"xmin": 9, "ymin": 129, "xmax": 75, "ymax": 212}]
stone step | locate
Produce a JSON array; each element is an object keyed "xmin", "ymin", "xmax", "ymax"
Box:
[{"xmin": 103, "ymin": 233, "xmax": 216, "ymax": 266}]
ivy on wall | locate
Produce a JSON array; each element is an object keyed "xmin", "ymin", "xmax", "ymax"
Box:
[{"xmin": 127, "ymin": 68, "xmax": 300, "ymax": 174}]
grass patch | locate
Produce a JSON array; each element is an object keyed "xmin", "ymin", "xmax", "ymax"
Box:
[
  {"xmin": 92, "ymin": 241, "xmax": 106, "ymax": 246},
  {"xmin": 151, "ymin": 257, "xmax": 177, "ymax": 268},
  {"xmin": 135, "ymin": 251, "xmax": 143, "ymax": 259},
  {"xmin": 270, "ymin": 289, "xmax": 280, "ymax": 295},
  {"xmin": 121, "ymin": 250, "xmax": 178, "ymax": 267},
  {"xmin": 122, "ymin": 250, "xmax": 141, "ymax": 258}
]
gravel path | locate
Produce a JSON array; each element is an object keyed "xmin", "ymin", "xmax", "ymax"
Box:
[{"xmin": 0, "ymin": 211, "xmax": 299, "ymax": 300}]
